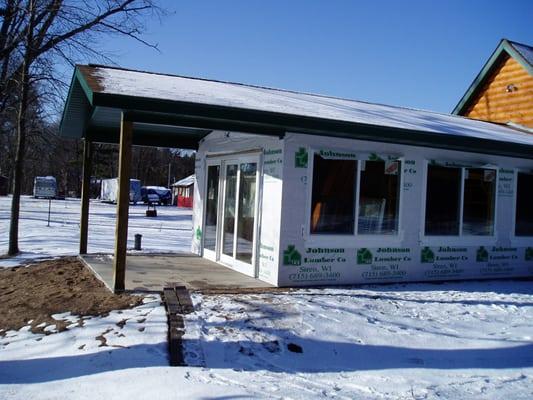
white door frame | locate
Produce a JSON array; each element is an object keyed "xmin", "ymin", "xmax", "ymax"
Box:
[
  {"xmin": 219, "ymin": 158, "xmax": 241, "ymax": 268},
  {"xmin": 202, "ymin": 152, "xmax": 262, "ymax": 278}
]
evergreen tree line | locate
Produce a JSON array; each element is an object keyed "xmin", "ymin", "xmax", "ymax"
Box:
[{"xmin": 0, "ymin": 114, "xmax": 195, "ymax": 197}]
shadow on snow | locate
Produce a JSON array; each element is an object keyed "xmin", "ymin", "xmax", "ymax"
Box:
[
  {"xmin": 0, "ymin": 343, "xmax": 168, "ymax": 384},
  {"xmin": 1, "ymin": 339, "xmax": 531, "ymax": 384}
]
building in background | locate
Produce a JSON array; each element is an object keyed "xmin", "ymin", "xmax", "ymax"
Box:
[
  {"xmin": 172, "ymin": 175, "xmax": 194, "ymax": 208},
  {"xmin": 453, "ymin": 39, "xmax": 533, "ymax": 130}
]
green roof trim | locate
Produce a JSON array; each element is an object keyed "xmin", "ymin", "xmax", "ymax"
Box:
[
  {"xmin": 75, "ymin": 67, "xmax": 95, "ymax": 104},
  {"xmin": 59, "ymin": 69, "xmax": 93, "ymax": 133},
  {"xmin": 59, "ymin": 74, "xmax": 93, "ymax": 139},
  {"xmin": 452, "ymin": 39, "xmax": 533, "ymax": 115}
]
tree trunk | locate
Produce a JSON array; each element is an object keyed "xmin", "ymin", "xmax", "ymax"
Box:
[
  {"xmin": 8, "ymin": 62, "xmax": 30, "ymax": 255},
  {"xmin": 8, "ymin": 0, "xmax": 34, "ymax": 256}
]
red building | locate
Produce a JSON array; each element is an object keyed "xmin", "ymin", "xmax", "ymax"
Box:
[{"xmin": 172, "ymin": 175, "xmax": 194, "ymax": 208}]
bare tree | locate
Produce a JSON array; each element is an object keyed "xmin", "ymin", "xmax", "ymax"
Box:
[{"xmin": 1, "ymin": 0, "xmax": 161, "ymax": 255}]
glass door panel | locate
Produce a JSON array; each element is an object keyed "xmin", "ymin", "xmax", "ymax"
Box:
[
  {"xmin": 236, "ymin": 162, "xmax": 257, "ymax": 264},
  {"xmin": 222, "ymin": 164, "xmax": 238, "ymax": 257},
  {"xmin": 203, "ymin": 154, "xmax": 260, "ymax": 277},
  {"xmin": 204, "ymin": 165, "xmax": 219, "ymax": 252}
]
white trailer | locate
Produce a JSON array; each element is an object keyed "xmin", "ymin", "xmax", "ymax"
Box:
[
  {"xmin": 33, "ymin": 176, "xmax": 57, "ymax": 199},
  {"xmin": 100, "ymin": 178, "xmax": 141, "ymax": 204}
]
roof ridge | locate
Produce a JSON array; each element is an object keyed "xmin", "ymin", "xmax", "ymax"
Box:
[
  {"xmin": 505, "ymin": 39, "xmax": 533, "ymax": 68},
  {"xmin": 505, "ymin": 38, "xmax": 533, "ymax": 50}
]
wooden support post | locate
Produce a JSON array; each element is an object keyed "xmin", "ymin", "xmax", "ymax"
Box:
[
  {"xmin": 113, "ymin": 114, "xmax": 133, "ymax": 292},
  {"xmin": 79, "ymin": 139, "xmax": 92, "ymax": 255}
]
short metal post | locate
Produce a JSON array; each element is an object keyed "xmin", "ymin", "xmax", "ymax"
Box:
[
  {"xmin": 47, "ymin": 198, "xmax": 51, "ymax": 227},
  {"xmin": 134, "ymin": 234, "xmax": 142, "ymax": 251}
]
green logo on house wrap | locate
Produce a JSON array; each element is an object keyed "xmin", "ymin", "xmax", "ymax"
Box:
[
  {"xmin": 525, "ymin": 247, "xmax": 533, "ymax": 261},
  {"xmin": 357, "ymin": 248, "xmax": 373, "ymax": 265},
  {"xmin": 195, "ymin": 227, "xmax": 202, "ymax": 240},
  {"xmin": 421, "ymin": 247, "xmax": 435, "ymax": 263},
  {"xmin": 283, "ymin": 245, "xmax": 302, "ymax": 266},
  {"xmin": 476, "ymin": 246, "xmax": 489, "ymax": 262},
  {"xmin": 368, "ymin": 152, "xmax": 384, "ymax": 162},
  {"xmin": 295, "ymin": 147, "xmax": 308, "ymax": 168}
]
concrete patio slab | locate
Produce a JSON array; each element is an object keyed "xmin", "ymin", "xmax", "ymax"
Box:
[{"xmin": 80, "ymin": 253, "xmax": 273, "ymax": 292}]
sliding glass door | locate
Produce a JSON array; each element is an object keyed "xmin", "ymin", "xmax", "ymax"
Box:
[{"xmin": 203, "ymin": 154, "xmax": 260, "ymax": 277}]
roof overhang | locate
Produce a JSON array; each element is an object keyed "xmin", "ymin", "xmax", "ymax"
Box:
[
  {"xmin": 60, "ymin": 68, "xmax": 214, "ymax": 149},
  {"xmin": 59, "ymin": 64, "xmax": 533, "ymax": 159}
]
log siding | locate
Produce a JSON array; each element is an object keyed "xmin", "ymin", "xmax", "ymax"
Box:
[{"xmin": 463, "ymin": 55, "xmax": 533, "ymax": 128}]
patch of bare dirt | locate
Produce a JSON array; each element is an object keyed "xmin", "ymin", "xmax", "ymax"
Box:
[{"xmin": 0, "ymin": 257, "xmax": 142, "ymax": 335}]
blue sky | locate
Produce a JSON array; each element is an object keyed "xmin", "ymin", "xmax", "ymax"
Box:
[{"xmin": 98, "ymin": 0, "xmax": 533, "ymax": 113}]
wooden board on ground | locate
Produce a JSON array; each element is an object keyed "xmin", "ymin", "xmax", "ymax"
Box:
[
  {"xmin": 175, "ymin": 285, "xmax": 194, "ymax": 314},
  {"xmin": 163, "ymin": 285, "xmax": 194, "ymax": 366}
]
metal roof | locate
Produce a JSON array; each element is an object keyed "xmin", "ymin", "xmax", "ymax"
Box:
[
  {"xmin": 60, "ymin": 64, "xmax": 533, "ymax": 158},
  {"xmin": 510, "ymin": 40, "xmax": 533, "ymax": 67},
  {"xmin": 172, "ymin": 175, "xmax": 195, "ymax": 187}
]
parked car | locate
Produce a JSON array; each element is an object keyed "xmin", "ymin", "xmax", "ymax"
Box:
[
  {"xmin": 141, "ymin": 187, "xmax": 160, "ymax": 204},
  {"xmin": 141, "ymin": 186, "xmax": 172, "ymax": 205}
]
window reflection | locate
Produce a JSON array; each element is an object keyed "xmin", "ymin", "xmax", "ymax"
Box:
[
  {"xmin": 463, "ymin": 168, "xmax": 496, "ymax": 236},
  {"xmin": 358, "ymin": 160, "xmax": 400, "ymax": 234},
  {"xmin": 515, "ymin": 172, "xmax": 533, "ymax": 236},
  {"xmin": 310, "ymin": 155, "xmax": 356, "ymax": 234}
]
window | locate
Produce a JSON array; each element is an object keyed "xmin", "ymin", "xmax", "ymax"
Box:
[
  {"xmin": 236, "ymin": 163, "xmax": 257, "ymax": 263},
  {"xmin": 463, "ymin": 168, "xmax": 496, "ymax": 236},
  {"xmin": 309, "ymin": 151, "xmax": 402, "ymax": 236},
  {"xmin": 310, "ymin": 154, "xmax": 357, "ymax": 234},
  {"xmin": 358, "ymin": 160, "xmax": 401, "ymax": 234},
  {"xmin": 424, "ymin": 164, "xmax": 496, "ymax": 237},
  {"xmin": 425, "ymin": 166, "xmax": 461, "ymax": 235},
  {"xmin": 515, "ymin": 172, "xmax": 533, "ymax": 236}
]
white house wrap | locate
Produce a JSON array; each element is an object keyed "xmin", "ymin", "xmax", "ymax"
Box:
[{"xmin": 193, "ymin": 129, "xmax": 533, "ymax": 287}]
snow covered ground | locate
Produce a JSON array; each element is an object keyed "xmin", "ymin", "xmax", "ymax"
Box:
[
  {"xmin": 184, "ymin": 283, "xmax": 533, "ymax": 399},
  {"xmin": 0, "ymin": 196, "xmax": 192, "ymax": 267},
  {"xmin": 1, "ymin": 281, "xmax": 532, "ymax": 399},
  {"xmin": 1, "ymin": 196, "xmax": 532, "ymax": 398}
]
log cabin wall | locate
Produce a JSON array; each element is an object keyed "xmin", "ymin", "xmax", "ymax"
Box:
[{"xmin": 463, "ymin": 54, "xmax": 533, "ymax": 128}]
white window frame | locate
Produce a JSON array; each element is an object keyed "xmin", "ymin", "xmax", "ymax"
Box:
[
  {"xmin": 305, "ymin": 148, "xmax": 404, "ymax": 247},
  {"xmin": 420, "ymin": 160, "xmax": 498, "ymax": 247},
  {"xmin": 511, "ymin": 168, "xmax": 533, "ymax": 245}
]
